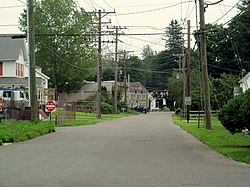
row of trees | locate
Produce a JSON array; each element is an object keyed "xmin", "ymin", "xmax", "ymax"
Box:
[{"xmin": 19, "ymin": 0, "xmax": 249, "ymax": 111}]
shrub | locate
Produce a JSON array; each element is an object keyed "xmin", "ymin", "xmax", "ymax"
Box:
[
  {"xmin": 218, "ymin": 89, "xmax": 250, "ymax": 134},
  {"xmin": 101, "ymin": 102, "xmax": 114, "ymax": 114}
]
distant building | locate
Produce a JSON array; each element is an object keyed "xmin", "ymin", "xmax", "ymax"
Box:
[
  {"xmin": 127, "ymin": 82, "xmax": 150, "ymax": 108},
  {"xmin": 0, "ymin": 36, "xmax": 50, "ymax": 102},
  {"xmin": 59, "ymin": 81, "xmax": 115, "ymax": 102}
]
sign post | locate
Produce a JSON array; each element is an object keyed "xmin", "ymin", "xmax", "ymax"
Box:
[{"xmin": 45, "ymin": 100, "xmax": 56, "ymax": 120}]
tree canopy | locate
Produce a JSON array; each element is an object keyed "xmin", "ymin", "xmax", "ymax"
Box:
[{"xmin": 19, "ymin": 0, "xmax": 97, "ymax": 96}]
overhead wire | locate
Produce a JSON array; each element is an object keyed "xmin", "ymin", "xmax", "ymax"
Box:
[
  {"xmin": 212, "ymin": 1, "xmax": 240, "ymax": 24},
  {"xmin": 89, "ymin": 0, "xmax": 103, "ymax": 9},
  {"xmin": 114, "ymin": 1, "xmax": 192, "ymax": 16},
  {"xmin": 16, "ymin": 0, "xmax": 26, "ymax": 4},
  {"xmin": 0, "ymin": 5, "xmax": 25, "ymax": 9}
]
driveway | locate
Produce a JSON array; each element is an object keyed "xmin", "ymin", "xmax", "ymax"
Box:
[{"xmin": 0, "ymin": 112, "xmax": 249, "ymax": 187}]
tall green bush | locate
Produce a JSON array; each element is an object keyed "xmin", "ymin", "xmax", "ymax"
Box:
[
  {"xmin": 101, "ymin": 102, "xmax": 114, "ymax": 114},
  {"xmin": 218, "ymin": 89, "xmax": 250, "ymax": 134}
]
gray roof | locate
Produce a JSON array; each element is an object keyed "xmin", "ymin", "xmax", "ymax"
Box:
[
  {"xmin": 129, "ymin": 82, "xmax": 149, "ymax": 94},
  {"xmin": 0, "ymin": 77, "xmax": 43, "ymax": 87},
  {"xmin": 81, "ymin": 81, "xmax": 114, "ymax": 92},
  {"xmin": 0, "ymin": 37, "xmax": 27, "ymax": 61}
]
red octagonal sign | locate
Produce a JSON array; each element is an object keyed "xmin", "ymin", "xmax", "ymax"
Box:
[{"xmin": 45, "ymin": 100, "xmax": 56, "ymax": 112}]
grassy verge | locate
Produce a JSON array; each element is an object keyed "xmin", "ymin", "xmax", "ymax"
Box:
[
  {"xmin": 53, "ymin": 112, "xmax": 134, "ymax": 127},
  {"xmin": 0, "ymin": 120, "xmax": 55, "ymax": 145},
  {"xmin": 172, "ymin": 115, "xmax": 250, "ymax": 164},
  {"xmin": 0, "ymin": 112, "xmax": 133, "ymax": 145}
]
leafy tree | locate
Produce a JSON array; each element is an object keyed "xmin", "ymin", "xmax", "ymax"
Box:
[
  {"xmin": 153, "ymin": 50, "xmax": 178, "ymax": 91},
  {"xmin": 228, "ymin": 0, "xmax": 250, "ymax": 72},
  {"xmin": 204, "ymin": 24, "xmax": 241, "ymax": 77},
  {"xmin": 19, "ymin": 0, "xmax": 97, "ymax": 97},
  {"xmin": 168, "ymin": 71, "xmax": 183, "ymax": 108},
  {"xmin": 141, "ymin": 45, "xmax": 154, "ymax": 59},
  {"xmin": 123, "ymin": 56, "xmax": 146, "ymax": 85},
  {"xmin": 210, "ymin": 74, "xmax": 239, "ymax": 110}
]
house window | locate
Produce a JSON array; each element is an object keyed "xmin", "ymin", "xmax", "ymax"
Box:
[
  {"xmin": 134, "ymin": 94, "xmax": 137, "ymax": 99},
  {"xmin": 139, "ymin": 94, "xmax": 142, "ymax": 99},
  {"xmin": 0, "ymin": 62, "xmax": 2, "ymax": 76},
  {"xmin": 16, "ymin": 63, "xmax": 24, "ymax": 77}
]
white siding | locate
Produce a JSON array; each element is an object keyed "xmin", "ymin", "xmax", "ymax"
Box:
[
  {"xmin": 240, "ymin": 79, "xmax": 250, "ymax": 92},
  {"xmin": 239, "ymin": 72, "xmax": 250, "ymax": 93},
  {"xmin": 3, "ymin": 61, "xmax": 16, "ymax": 76}
]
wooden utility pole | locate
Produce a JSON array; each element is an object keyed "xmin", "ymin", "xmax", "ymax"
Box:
[
  {"xmin": 96, "ymin": 10, "xmax": 115, "ymax": 118},
  {"xmin": 27, "ymin": 0, "xmax": 38, "ymax": 122},
  {"xmin": 114, "ymin": 27, "xmax": 118, "ymax": 114},
  {"xmin": 96, "ymin": 10, "xmax": 102, "ymax": 119},
  {"xmin": 199, "ymin": 0, "xmax": 212, "ymax": 129},
  {"xmin": 121, "ymin": 50, "xmax": 133, "ymax": 105},
  {"xmin": 182, "ymin": 50, "xmax": 186, "ymax": 119},
  {"xmin": 187, "ymin": 20, "xmax": 191, "ymax": 123},
  {"xmin": 123, "ymin": 51, "xmax": 127, "ymax": 104}
]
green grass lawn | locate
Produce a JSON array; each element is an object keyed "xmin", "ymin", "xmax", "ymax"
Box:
[
  {"xmin": 52, "ymin": 111, "xmax": 133, "ymax": 127},
  {"xmin": 172, "ymin": 115, "xmax": 250, "ymax": 164}
]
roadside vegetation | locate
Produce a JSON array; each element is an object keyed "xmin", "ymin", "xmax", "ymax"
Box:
[
  {"xmin": 172, "ymin": 115, "xmax": 250, "ymax": 164},
  {"xmin": 219, "ymin": 89, "xmax": 250, "ymax": 134},
  {"xmin": 0, "ymin": 111, "xmax": 134, "ymax": 145},
  {"xmin": 53, "ymin": 111, "xmax": 134, "ymax": 127},
  {"xmin": 0, "ymin": 121, "xmax": 55, "ymax": 146}
]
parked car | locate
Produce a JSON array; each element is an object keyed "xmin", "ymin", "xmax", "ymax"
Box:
[{"xmin": 134, "ymin": 106, "xmax": 149, "ymax": 114}]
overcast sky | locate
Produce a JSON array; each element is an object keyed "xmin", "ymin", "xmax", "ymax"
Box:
[{"xmin": 0, "ymin": 0, "xmax": 240, "ymax": 56}]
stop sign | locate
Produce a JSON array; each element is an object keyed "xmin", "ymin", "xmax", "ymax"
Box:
[{"xmin": 45, "ymin": 100, "xmax": 56, "ymax": 112}]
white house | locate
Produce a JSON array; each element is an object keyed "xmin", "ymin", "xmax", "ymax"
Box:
[
  {"xmin": 0, "ymin": 36, "xmax": 50, "ymax": 102},
  {"xmin": 239, "ymin": 72, "xmax": 250, "ymax": 93}
]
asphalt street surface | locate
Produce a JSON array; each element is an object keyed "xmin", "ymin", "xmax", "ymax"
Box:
[{"xmin": 0, "ymin": 112, "xmax": 249, "ymax": 187}]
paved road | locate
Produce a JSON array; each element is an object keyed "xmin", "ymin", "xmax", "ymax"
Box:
[{"xmin": 0, "ymin": 112, "xmax": 249, "ymax": 187}]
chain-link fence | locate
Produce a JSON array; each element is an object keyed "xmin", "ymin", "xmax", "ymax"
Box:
[{"xmin": 55, "ymin": 101, "xmax": 76, "ymax": 125}]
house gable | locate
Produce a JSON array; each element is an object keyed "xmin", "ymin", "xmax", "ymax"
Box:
[{"xmin": 0, "ymin": 37, "xmax": 27, "ymax": 78}]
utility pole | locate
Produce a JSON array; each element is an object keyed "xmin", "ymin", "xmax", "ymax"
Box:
[
  {"xmin": 114, "ymin": 27, "xmax": 118, "ymax": 114},
  {"xmin": 110, "ymin": 26, "xmax": 126, "ymax": 113},
  {"xmin": 187, "ymin": 20, "xmax": 191, "ymax": 123},
  {"xmin": 182, "ymin": 49, "xmax": 186, "ymax": 120},
  {"xmin": 96, "ymin": 10, "xmax": 102, "ymax": 119},
  {"xmin": 96, "ymin": 10, "xmax": 115, "ymax": 119},
  {"xmin": 123, "ymin": 51, "xmax": 127, "ymax": 104},
  {"xmin": 27, "ymin": 0, "xmax": 38, "ymax": 122},
  {"xmin": 199, "ymin": 0, "xmax": 212, "ymax": 129},
  {"xmin": 121, "ymin": 50, "xmax": 133, "ymax": 105}
]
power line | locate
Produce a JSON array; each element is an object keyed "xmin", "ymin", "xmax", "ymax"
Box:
[
  {"xmin": 114, "ymin": 1, "xmax": 192, "ymax": 16},
  {"xmin": 212, "ymin": 1, "xmax": 240, "ymax": 24},
  {"xmin": 0, "ymin": 5, "xmax": 25, "ymax": 9},
  {"xmin": 102, "ymin": 0, "xmax": 114, "ymax": 9},
  {"xmin": 17, "ymin": 0, "xmax": 26, "ymax": 4},
  {"xmin": 0, "ymin": 24, "xmax": 19, "ymax": 27},
  {"xmin": 124, "ymin": 35, "xmax": 165, "ymax": 47},
  {"xmin": 46, "ymin": 46, "xmax": 97, "ymax": 71}
]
